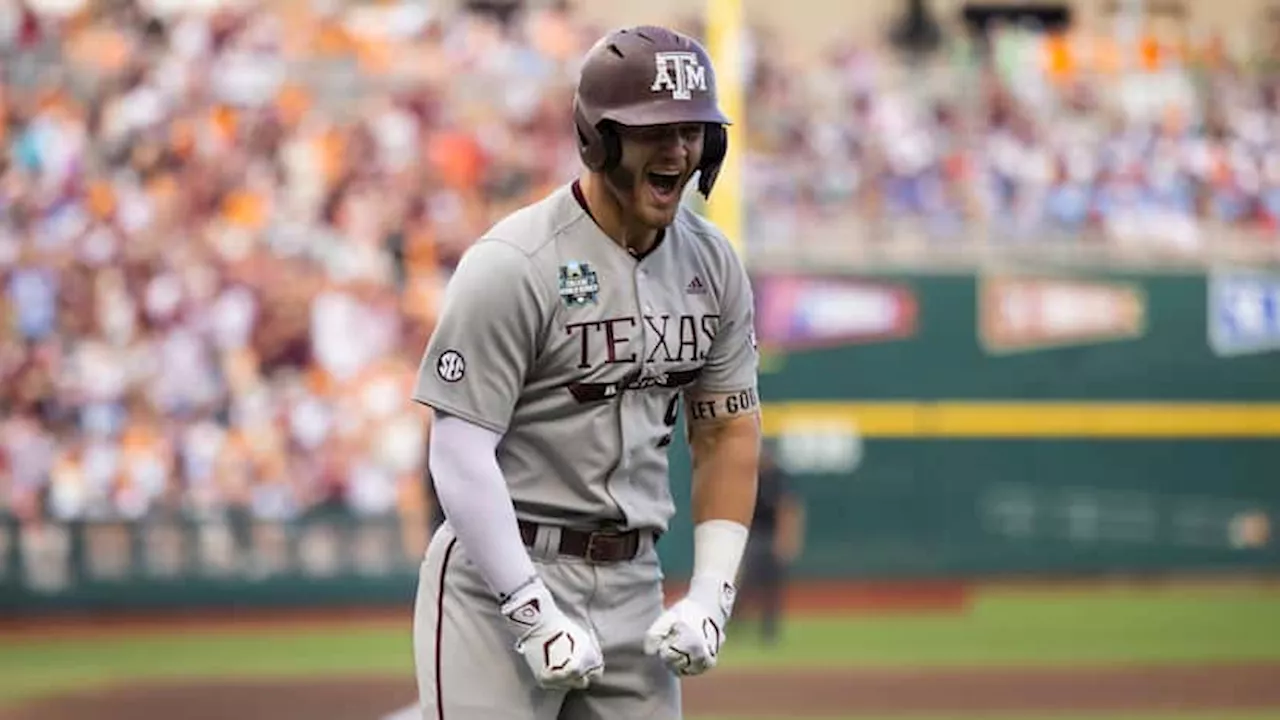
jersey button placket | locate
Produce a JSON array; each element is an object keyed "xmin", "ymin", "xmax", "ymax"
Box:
[
  {"xmin": 637, "ymin": 269, "xmax": 653, "ymax": 314},
  {"xmin": 620, "ymin": 265, "xmax": 645, "ymax": 481},
  {"xmin": 635, "ymin": 268, "xmax": 654, "ymax": 361}
]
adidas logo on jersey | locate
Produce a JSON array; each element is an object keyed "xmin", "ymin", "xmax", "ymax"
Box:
[{"xmin": 686, "ymin": 276, "xmax": 707, "ymax": 295}]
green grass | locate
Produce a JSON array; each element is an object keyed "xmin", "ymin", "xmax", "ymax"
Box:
[
  {"xmin": 720, "ymin": 586, "xmax": 1280, "ymax": 668},
  {"xmin": 0, "ymin": 626, "xmax": 410, "ymax": 703},
  {"xmin": 1, "ymin": 587, "xmax": 1278, "ymax": 707}
]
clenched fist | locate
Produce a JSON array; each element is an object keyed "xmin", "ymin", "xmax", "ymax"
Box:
[
  {"xmin": 500, "ymin": 578, "xmax": 604, "ymax": 690},
  {"xmin": 644, "ymin": 575, "xmax": 737, "ymax": 676}
]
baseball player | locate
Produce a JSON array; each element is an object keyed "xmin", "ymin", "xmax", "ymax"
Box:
[{"xmin": 410, "ymin": 25, "xmax": 761, "ymax": 720}]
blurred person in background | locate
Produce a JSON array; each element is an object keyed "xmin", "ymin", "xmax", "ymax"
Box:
[{"xmin": 737, "ymin": 444, "xmax": 804, "ymax": 645}]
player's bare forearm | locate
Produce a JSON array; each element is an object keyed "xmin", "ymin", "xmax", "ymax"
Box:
[{"xmin": 686, "ymin": 391, "xmax": 762, "ymax": 527}]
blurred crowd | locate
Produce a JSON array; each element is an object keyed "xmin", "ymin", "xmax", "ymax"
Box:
[
  {"xmin": 748, "ymin": 22, "xmax": 1280, "ymax": 254},
  {"xmin": 1, "ymin": 0, "xmax": 1278, "ymax": 527}
]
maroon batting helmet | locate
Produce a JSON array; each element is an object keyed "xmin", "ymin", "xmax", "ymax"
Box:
[{"xmin": 573, "ymin": 25, "xmax": 732, "ymax": 199}]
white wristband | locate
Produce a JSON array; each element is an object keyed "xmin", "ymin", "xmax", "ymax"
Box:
[{"xmin": 688, "ymin": 519, "xmax": 749, "ymax": 618}]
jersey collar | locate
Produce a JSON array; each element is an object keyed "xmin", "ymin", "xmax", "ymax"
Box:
[{"xmin": 571, "ymin": 179, "xmax": 667, "ymax": 263}]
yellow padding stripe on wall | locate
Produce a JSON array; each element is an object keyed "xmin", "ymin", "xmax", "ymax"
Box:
[{"xmin": 760, "ymin": 402, "xmax": 1280, "ymax": 438}]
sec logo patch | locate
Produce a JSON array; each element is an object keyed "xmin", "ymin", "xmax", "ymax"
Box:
[{"xmin": 437, "ymin": 350, "xmax": 466, "ymax": 382}]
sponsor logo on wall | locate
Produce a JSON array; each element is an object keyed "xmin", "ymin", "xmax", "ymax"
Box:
[
  {"xmin": 753, "ymin": 275, "xmax": 918, "ymax": 352},
  {"xmin": 1208, "ymin": 269, "xmax": 1280, "ymax": 358},
  {"xmin": 978, "ymin": 275, "xmax": 1147, "ymax": 354}
]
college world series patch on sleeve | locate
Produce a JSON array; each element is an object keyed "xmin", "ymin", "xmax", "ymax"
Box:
[{"xmin": 436, "ymin": 349, "xmax": 466, "ymax": 382}]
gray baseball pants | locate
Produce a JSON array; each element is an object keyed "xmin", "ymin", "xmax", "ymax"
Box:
[{"xmin": 412, "ymin": 521, "xmax": 681, "ymax": 719}]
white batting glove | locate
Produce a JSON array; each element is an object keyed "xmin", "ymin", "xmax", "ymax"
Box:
[
  {"xmin": 500, "ymin": 578, "xmax": 604, "ymax": 690},
  {"xmin": 644, "ymin": 574, "xmax": 736, "ymax": 677}
]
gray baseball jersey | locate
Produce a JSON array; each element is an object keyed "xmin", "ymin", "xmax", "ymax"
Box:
[{"xmin": 412, "ymin": 181, "xmax": 759, "ymax": 533}]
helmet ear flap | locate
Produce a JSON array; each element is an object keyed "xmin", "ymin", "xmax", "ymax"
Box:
[
  {"xmin": 598, "ymin": 122, "xmax": 622, "ymax": 171},
  {"xmin": 696, "ymin": 123, "xmax": 728, "ymax": 199},
  {"xmin": 575, "ymin": 102, "xmax": 623, "ymax": 173},
  {"xmin": 574, "ymin": 102, "xmax": 606, "ymax": 171}
]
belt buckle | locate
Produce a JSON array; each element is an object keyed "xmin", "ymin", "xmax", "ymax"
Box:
[{"xmin": 584, "ymin": 530, "xmax": 625, "ymax": 564}]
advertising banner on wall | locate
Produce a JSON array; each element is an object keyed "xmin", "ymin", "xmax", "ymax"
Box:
[
  {"xmin": 1208, "ymin": 268, "xmax": 1280, "ymax": 358},
  {"xmin": 978, "ymin": 275, "xmax": 1147, "ymax": 354},
  {"xmin": 752, "ymin": 274, "xmax": 918, "ymax": 352}
]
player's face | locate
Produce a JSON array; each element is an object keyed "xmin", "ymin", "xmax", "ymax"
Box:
[{"xmin": 610, "ymin": 122, "xmax": 705, "ymax": 228}]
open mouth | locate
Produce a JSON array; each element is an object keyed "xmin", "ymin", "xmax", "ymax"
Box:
[{"xmin": 646, "ymin": 171, "xmax": 682, "ymax": 201}]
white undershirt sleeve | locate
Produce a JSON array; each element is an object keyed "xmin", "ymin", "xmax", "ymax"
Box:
[{"xmin": 428, "ymin": 411, "xmax": 539, "ymax": 602}]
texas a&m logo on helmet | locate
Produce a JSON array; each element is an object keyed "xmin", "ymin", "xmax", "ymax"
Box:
[{"xmin": 650, "ymin": 51, "xmax": 708, "ymax": 100}]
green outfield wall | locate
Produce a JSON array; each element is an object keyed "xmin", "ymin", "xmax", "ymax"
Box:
[
  {"xmin": 659, "ymin": 268, "xmax": 1280, "ymax": 579},
  {"xmin": 2, "ymin": 269, "xmax": 1278, "ymax": 613}
]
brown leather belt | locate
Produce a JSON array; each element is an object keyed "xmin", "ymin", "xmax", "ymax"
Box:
[{"xmin": 518, "ymin": 520, "xmax": 646, "ymax": 563}]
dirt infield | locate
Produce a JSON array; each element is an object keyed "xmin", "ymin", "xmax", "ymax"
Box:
[{"xmin": 5, "ymin": 663, "xmax": 1280, "ymax": 720}]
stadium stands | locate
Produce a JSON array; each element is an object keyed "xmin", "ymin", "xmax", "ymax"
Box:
[{"xmin": 1, "ymin": 0, "xmax": 1278, "ymax": 529}]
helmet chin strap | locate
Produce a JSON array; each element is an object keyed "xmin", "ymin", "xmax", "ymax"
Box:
[
  {"xmin": 593, "ymin": 165, "xmax": 665, "ymax": 253},
  {"xmin": 604, "ymin": 163, "xmax": 636, "ymax": 196},
  {"xmin": 601, "ymin": 164, "xmax": 641, "ymax": 228}
]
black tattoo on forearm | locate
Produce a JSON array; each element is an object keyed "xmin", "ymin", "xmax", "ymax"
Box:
[{"xmin": 686, "ymin": 388, "xmax": 759, "ymax": 423}]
